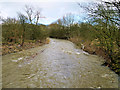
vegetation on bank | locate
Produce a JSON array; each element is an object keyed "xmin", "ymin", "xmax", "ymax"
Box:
[{"xmin": 1, "ymin": 5, "xmax": 49, "ymax": 55}]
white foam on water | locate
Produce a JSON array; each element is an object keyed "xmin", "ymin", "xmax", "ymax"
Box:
[
  {"xmin": 18, "ymin": 57, "xmax": 23, "ymax": 60},
  {"xmin": 76, "ymin": 52, "xmax": 81, "ymax": 55},
  {"xmin": 83, "ymin": 51, "xmax": 89, "ymax": 55},
  {"xmin": 12, "ymin": 60, "xmax": 18, "ymax": 62},
  {"xmin": 12, "ymin": 57, "xmax": 23, "ymax": 62}
]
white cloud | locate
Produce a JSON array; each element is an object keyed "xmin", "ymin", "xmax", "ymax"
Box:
[
  {"xmin": 0, "ymin": 11, "xmax": 8, "ymax": 19},
  {"xmin": 0, "ymin": 0, "xmax": 98, "ymax": 2},
  {"xmin": 0, "ymin": 0, "xmax": 96, "ymax": 25}
]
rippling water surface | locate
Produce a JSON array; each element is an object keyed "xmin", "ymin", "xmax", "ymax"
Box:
[{"xmin": 2, "ymin": 38, "xmax": 118, "ymax": 88}]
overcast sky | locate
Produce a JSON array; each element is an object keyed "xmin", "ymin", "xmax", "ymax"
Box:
[{"xmin": 0, "ymin": 0, "xmax": 98, "ymax": 25}]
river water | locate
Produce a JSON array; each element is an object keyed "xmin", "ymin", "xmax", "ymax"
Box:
[{"xmin": 2, "ymin": 38, "xmax": 119, "ymax": 88}]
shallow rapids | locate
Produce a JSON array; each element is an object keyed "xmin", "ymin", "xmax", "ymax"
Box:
[{"xmin": 2, "ymin": 38, "xmax": 118, "ymax": 88}]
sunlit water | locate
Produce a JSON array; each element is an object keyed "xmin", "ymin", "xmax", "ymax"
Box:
[{"xmin": 2, "ymin": 38, "xmax": 118, "ymax": 88}]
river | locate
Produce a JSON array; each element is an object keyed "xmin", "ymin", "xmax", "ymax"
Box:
[{"xmin": 2, "ymin": 38, "xmax": 119, "ymax": 88}]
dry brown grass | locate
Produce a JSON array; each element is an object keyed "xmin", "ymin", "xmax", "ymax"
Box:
[
  {"xmin": 2, "ymin": 40, "xmax": 47, "ymax": 55},
  {"xmin": 69, "ymin": 37, "xmax": 108, "ymax": 59},
  {"xmin": 45, "ymin": 38, "xmax": 50, "ymax": 44}
]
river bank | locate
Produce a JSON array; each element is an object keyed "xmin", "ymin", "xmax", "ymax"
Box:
[
  {"xmin": 69, "ymin": 37, "xmax": 120, "ymax": 75},
  {"xmin": 1, "ymin": 38, "xmax": 50, "ymax": 56}
]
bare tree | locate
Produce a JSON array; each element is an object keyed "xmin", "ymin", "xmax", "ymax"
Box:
[
  {"xmin": 62, "ymin": 13, "xmax": 75, "ymax": 27},
  {"xmin": 35, "ymin": 10, "xmax": 41, "ymax": 25},
  {"xmin": 25, "ymin": 5, "xmax": 34, "ymax": 24},
  {"xmin": 25, "ymin": 5, "xmax": 42, "ymax": 25},
  {"xmin": 18, "ymin": 12, "xmax": 27, "ymax": 46}
]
